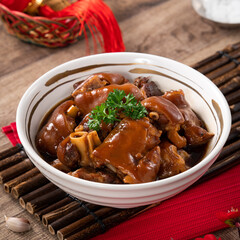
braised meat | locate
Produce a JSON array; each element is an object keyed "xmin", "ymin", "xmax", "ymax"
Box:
[
  {"xmin": 57, "ymin": 136, "xmax": 81, "ymax": 169},
  {"xmin": 141, "ymin": 96, "xmax": 187, "ymax": 148},
  {"xmin": 73, "ymin": 83, "xmax": 144, "ymax": 116},
  {"xmin": 68, "ymin": 167, "xmax": 122, "ymax": 184},
  {"xmin": 72, "ymin": 72, "xmax": 128, "ymax": 96},
  {"xmin": 36, "ymin": 73, "xmax": 214, "ymax": 184},
  {"xmin": 92, "ymin": 117, "xmax": 161, "ymax": 183},
  {"xmin": 36, "ymin": 100, "xmax": 77, "ymax": 156},
  {"xmin": 163, "ymin": 90, "xmax": 214, "ymax": 145},
  {"xmin": 134, "ymin": 76, "xmax": 163, "ymax": 97},
  {"xmin": 158, "ymin": 140, "xmax": 187, "ymax": 179}
]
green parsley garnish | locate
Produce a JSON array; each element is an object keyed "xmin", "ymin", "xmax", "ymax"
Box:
[{"xmin": 88, "ymin": 89, "xmax": 147, "ymax": 131}]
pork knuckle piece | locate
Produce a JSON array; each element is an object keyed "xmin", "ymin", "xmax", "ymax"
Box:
[
  {"xmin": 36, "ymin": 100, "xmax": 77, "ymax": 156},
  {"xmin": 158, "ymin": 140, "xmax": 187, "ymax": 179},
  {"xmin": 92, "ymin": 117, "xmax": 161, "ymax": 183},
  {"xmin": 141, "ymin": 96, "xmax": 187, "ymax": 148},
  {"xmin": 73, "ymin": 83, "xmax": 144, "ymax": 116},
  {"xmin": 163, "ymin": 90, "xmax": 214, "ymax": 145},
  {"xmin": 69, "ymin": 167, "xmax": 122, "ymax": 184},
  {"xmin": 134, "ymin": 76, "xmax": 163, "ymax": 97},
  {"xmin": 72, "ymin": 73, "xmax": 128, "ymax": 96},
  {"xmin": 57, "ymin": 136, "xmax": 81, "ymax": 170}
]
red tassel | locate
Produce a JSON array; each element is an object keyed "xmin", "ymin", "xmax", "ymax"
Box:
[
  {"xmin": 39, "ymin": 0, "xmax": 125, "ymax": 53},
  {"xmin": 0, "ymin": 0, "xmax": 30, "ymax": 11}
]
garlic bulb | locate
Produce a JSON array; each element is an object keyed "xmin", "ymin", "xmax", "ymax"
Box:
[{"xmin": 4, "ymin": 215, "xmax": 31, "ymax": 233}]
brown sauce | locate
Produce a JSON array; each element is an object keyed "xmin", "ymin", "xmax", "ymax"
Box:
[{"xmin": 35, "ymin": 73, "xmax": 214, "ymax": 184}]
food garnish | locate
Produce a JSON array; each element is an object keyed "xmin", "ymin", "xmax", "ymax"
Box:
[{"xmin": 88, "ymin": 89, "xmax": 147, "ymax": 131}]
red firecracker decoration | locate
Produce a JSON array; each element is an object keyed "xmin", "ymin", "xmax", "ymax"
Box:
[
  {"xmin": 0, "ymin": 0, "xmax": 125, "ymax": 52},
  {"xmin": 216, "ymin": 207, "xmax": 240, "ymax": 238},
  {"xmin": 195, "ymin": 234, "xmax": 222, "ymax": 240}
]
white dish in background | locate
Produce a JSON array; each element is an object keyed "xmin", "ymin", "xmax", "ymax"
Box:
[
  {"xmin": 192, "ymin": 0, "xmax": 240, "ymax": 27},
  {"xmin": 16, "ymin": 52, "xmax": 231, "ymax": 208}
]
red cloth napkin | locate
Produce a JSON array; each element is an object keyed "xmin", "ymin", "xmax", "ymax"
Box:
[
  {"xmin": 2, "ymin": 123, "xmax": 239, "ymax": 240},
  {"xmin": 93, "ymin": 165, "xmax": 240, "ymax": 240},
  {"xmin": 2, "ymin": 122, "xmax": 21, "ymax": 146}
]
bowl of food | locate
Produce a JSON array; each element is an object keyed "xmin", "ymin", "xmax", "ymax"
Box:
[{"xmin": 16, "ymin": 52, "xmax": 231, "ymax": 208}]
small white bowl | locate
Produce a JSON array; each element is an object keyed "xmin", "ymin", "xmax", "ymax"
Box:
[
  {"xmin": 192, "ymin": 0, "xmax": 240, "ymax": 28},
  {"xmin": 16, "ymin": 52, "xmax": 231, "ymax": 208}
]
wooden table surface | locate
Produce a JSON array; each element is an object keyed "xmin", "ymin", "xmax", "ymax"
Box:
[{"xmin": 0, "ymin": 0, "xmax": 239, "ymax": 239}]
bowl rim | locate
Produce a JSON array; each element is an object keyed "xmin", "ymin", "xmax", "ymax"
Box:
[{"xmin": 16, "ymin": 52, "xmax": 232, "ymax": 191}]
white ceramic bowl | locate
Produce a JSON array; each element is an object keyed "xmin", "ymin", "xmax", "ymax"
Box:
[
  {"xmin": 16, "ymin": 52, "xmax": 231, "ymax": 208},
  {"xmin": 192, "ymin": 0, "xmax": 240, "ymax": 28}
]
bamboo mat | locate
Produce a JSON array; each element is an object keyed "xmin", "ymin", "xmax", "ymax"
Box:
[{"xmin": 1, "ymin": 42, "xmax": 240, "ymax": 240}]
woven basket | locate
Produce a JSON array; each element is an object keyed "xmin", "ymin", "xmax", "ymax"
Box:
[{"xmin": 0, "ymin": 3, "xmax": 81, "ymax": 48}]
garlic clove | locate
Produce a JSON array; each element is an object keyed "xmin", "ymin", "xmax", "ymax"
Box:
[{"xmin": 4, "ymin": 215, "xmax": 31, "ymax": 233}]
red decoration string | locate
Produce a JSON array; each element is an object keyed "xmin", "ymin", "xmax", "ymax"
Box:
[
  {"xmin": 39, "ymin": 0, "xmax": 125, "ymax": 53},
  {"xmin": 0, "ymin": 0, "xmax": 29, "ymax": 11}
]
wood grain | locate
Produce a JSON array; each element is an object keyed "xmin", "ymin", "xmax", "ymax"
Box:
[{"xmin": 0, "ymin": 0, "xmax": 240, "ymax": 239}]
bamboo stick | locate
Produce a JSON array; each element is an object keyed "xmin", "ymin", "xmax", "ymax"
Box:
[
  {"xmin": 217, "ymin": 139, "xmax": 240, "ymax": 161},
  {"xmin": 226, "ymin": 121, "xmax": 240, "ymax": 143},
  {"xmin": 0, "ymin": 144, "xmax": 22, "ymax": 160},
  {"xmin": 196, "ymin": 150, "xmax": 240, "ymax": 185},
  {"xmin": 26, "ymin": 188, "xmax": 67, "ymax": 214},
  {"xmin": 206, "ymin": 59, "xmax": 239, "ymax": 80},
  {"xmin": 196, "ymin": 49, "xmax": 240, "ymax": 75},
  {"xmin": 56, "ymin": 207, "xmax": 116, "ymax": 239},
  {"xmin": 212, "ymin": 65, "xmax": 240, "ymax": 86},
  {"xmin": 0, "ymin": 151, "xmax": 26, "ymax": 171},
  {"xmin": 42, "ymin": 203, "xmax": 98, "ymax": 228},
  {"xmin": 219, "ymin": 76, "xmax": 240, "ymax": 95},
  {"xmin": 192, "ymin": 41, "xmax": 240, "ymax": 70},
  {"xmin": 231, "ymin": 120, "xmax": 240, "ymax": 130},
  {"xmin": 35, "ymin": 197, "xmax": 73, "ymax": 221},
  {"xmin": 230, "ymin": 102, "xmax": 240, "ymax": 113},
  {"xmin": 4, "ymin": 167, "xmax": 39, "ymax": 193},
  {"xmin": 64, "ymin": 206, "xmax": 146, "ymax": 240},
  {"xmin": 0, "ymin": 158, "xmax": 34, "ymax": 184},
  {"xmin": 44, "ymin": 201, "xmax": 85, "ymax": 235},
  {"xmin": 11, "ymin": 172, "xmax": 49, "ymax": 199},
  {"xmin": 192, "ymin": 52, "xmax": 222, "ymax": 70},
  {"xmin": 42, "ymin": 201, "xmax": 82, "ymax": 227},
  {"xmin": 11, "ymin": 159, "xmax": 70, "ymax": 200},
  {"xmin": 226, "ymin": 88, "xmax": 240, "ymax": 105},
  {"xmin": 19, "ymin": 182, "xmax": 57, "ymax": 208},
  {"xmin": 232, "ymin": 111, "xmax": 240, "ymax": 123}
]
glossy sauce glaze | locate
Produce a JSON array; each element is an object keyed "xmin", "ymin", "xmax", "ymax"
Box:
[
  {"xmin": 35, "ymin": 72, "xmax": 214, "ymax": 184},
  {"xmin": 92, "ymin": 117, "xmax": 161, "ymax": 183},
  {"xmin": 74, "ymin": 83, "xmax": 144, "ymax": 116},
  {"xmin": 36, "ymin": 100, "xmax": 76, "ymax": 156}
]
